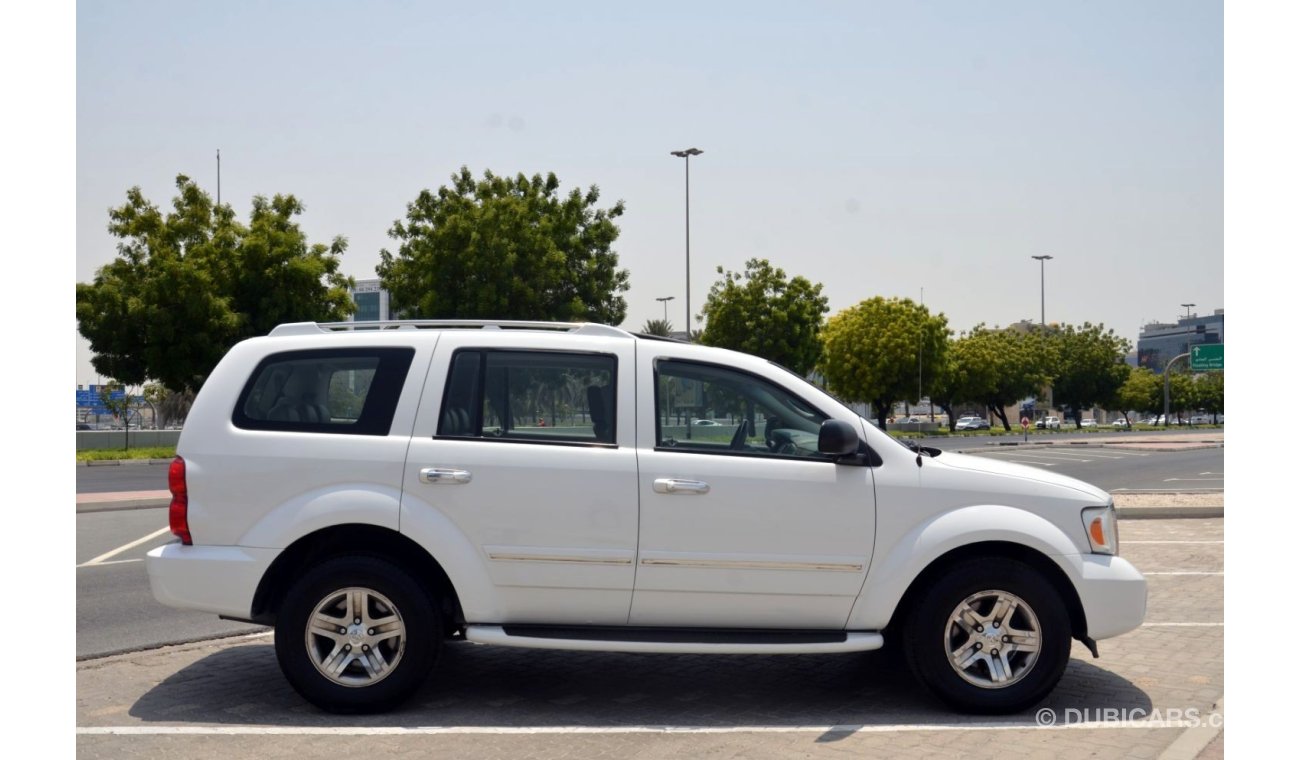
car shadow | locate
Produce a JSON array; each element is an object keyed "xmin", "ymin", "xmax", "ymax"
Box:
[{"xmin": 126, "ymin": 641, "xmax": 1152, "ymax": 729}]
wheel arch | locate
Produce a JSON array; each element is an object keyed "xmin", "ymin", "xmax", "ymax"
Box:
[
  {"xmin": 250, "ymin": 523, "xmax": 463, "ymax": 635},
  {"xmin": 883, "ymin": 541, "xmax": 1088, "ymax": 643}
]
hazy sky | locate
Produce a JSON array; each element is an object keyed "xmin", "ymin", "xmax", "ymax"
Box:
[{"xmin": 76, "ymin": 0, "xmax": 1223, "ymax": 386}]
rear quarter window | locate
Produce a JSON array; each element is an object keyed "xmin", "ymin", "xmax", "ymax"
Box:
[{"xmin": 233, "ymin": 347, "xmax": 415, "ymax": 435}]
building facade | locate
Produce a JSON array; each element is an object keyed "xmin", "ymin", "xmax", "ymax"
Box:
[
  {"xmin": 348, "ymin": 279, "xmax": 391, "ymax": 322},
  {"xmin": 1137, "ymin": 309, "xmax": 1224, "ymax": 373}
]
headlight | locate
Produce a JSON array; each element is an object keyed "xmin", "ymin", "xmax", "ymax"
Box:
[{"xmin": 1081, "ymin": 505, "xmax": 1119, "ymax": 555}]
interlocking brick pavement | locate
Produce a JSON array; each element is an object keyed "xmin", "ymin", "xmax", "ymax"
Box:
[{"xmin": 77, "ymin": 519, "xmax": 1224, "ymax": 758}]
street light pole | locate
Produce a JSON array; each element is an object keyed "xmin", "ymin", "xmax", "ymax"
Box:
[
  {"xmin": 1181, "ymin": 303, "xmax": 1196, "ymax": 319},
  {"xmin": 670, "ymin": 148, "xmax": 703, "ymax": 339},
  {"xmin": 1031, "ymin": 255, "xmax": 1053, "ymax": 326},
  {"xmin": 656, "ymin": 296, "xmax": 675, "ymax": 323}
]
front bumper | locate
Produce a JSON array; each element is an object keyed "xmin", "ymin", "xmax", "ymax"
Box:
[
  {"xmin": 146, "ymin": 542, "xmax": 279, "ymax": 619},
  {"xmin": 1062, "ymin": 553, "xmax": 1148, "ymax": 640}
]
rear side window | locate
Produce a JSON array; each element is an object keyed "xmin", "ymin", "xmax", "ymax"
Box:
[
  {"xmin": 438, "ymin": 350, "xmax": 616, "ymax": 445},
  {"xmin": 234, "ymin": 347, "xmax": 415, "ymax": 435}
]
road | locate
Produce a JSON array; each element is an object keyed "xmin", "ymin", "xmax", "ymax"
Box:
[
  {"xmin": 76, "ymin": 507, "xmax": 264, "ymax": 658},
  {"xmin": 76, "ymin": 518, "xmax": 1224, "ymax": 759},
  {"xmin": 75, "ymin": 442, "xmax": 1219, "ymax": 659}
]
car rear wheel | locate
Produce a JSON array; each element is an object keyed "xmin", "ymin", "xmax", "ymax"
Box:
[
  {"xmin": 274, "ymin": 555, "xmax": 439, "ymax": 713},
  {"xmin": 903, "ymin": 557, "xmax": 1071, "ymax": 714}
]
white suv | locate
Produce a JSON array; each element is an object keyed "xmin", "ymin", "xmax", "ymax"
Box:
[{"xmin": 148, "ymin": 320, "xmax": 1146, "ymax": 715}]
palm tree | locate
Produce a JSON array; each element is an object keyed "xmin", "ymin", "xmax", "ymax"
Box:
[{"xmin": 641, "ymin": 318, "xmax": 674, "ymax": 337}]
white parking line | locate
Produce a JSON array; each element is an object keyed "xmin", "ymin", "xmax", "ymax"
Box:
[
  {"xmin": 79, "ymin": 526, "xmax": 170, "ymax": 567},
  {"xmin": 1143, "ymin": 572, "xmax": 1223, "ymax": 576},
  {"xmin": 74, "ymin": 721, "xmax": 1214, "ymax": 736},
  {"xmin": 1162, "ymin": 478, "xmax": 1224, "ymax": 482},
  {"xmin": 76, "ymin": 558, "xmax": 143, "ymax": 568},
  {"xmin": 1142, "ymin": 623, "xmax": 1224, "ymax": 627},
  {"xmin": 1110, "ymin": 488, "xmax": 1223, "ymax": 492},
  {"xmin": 982, "ymin": 458, "xmax": 1058, "ymax": 466}
]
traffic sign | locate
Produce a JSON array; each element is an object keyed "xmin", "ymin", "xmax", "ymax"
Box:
[
  {"xmin": 1189, "ymin": 344, "xmax": 1223, "ymax": 371},
  {"xmin": 1020, "ymin": 416, "xmax": 1030, "ymax": 429}
]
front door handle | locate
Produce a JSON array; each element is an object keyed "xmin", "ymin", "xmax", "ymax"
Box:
[
  {"xmin": 420, "ymin": 467, "xmax": 472, "ymax": 485},
  {"xmin": 653, "ymin": 478, "xmax": 710, "ymax": 495}
]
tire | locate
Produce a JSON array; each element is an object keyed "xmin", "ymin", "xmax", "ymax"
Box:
[
  {"xmin": 903, "ymin": 557, "xmax": 1071, "ymax": 714},
  {"xmin": 274, "ymin": 555, "xmax": 440, "ymax": 713}
]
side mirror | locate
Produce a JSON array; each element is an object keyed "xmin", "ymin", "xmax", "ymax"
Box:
[{"xmin": 818, "ymin": 419, "xmax": 859, "ymax": 458}]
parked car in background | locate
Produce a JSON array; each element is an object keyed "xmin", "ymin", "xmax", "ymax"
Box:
[
  {"xmin": 1080, "ymin": 419, "xmax": 1097, "ymax": 428},
  {"xmin": 1189, "ymin": 415, "xmax": 1212, "ymax": 425},
  {"xmin": 954, "ymin": 415, "xmax": 990, "ymax": 431},
  {"xmin": 691, "ymin": 419, "xmax": 720, "ymax": 426},
  {"xmin": 1112, "ymin": 418, "xmax": 1131, "ymax": 428},
  {"xmin": 1036, "ymin": 416, "xmax": 1062, "ymax": 430}
]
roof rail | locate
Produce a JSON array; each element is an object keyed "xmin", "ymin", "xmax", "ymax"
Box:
[{"xmin": 269, "ymin": 320, "xmax": 633, "ymax": 339}]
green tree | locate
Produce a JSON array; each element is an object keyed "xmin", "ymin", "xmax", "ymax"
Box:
[
  {"xmin": 1166, "ymin": 370, "xmax": 1195, "ymax": 424},
  {"xmin": 818, "ymin": 297, "xmax": 950, "ymax": 429},
  {"xmin": 1049, "ymin": 323, "xmax": 1132, "ymax": 428},
  {"xmin": 76, "ymin": 175, "xmax": 354, "ymax": 392},
  {"xmin": 698, "ymin": 258, "xmax": 830, "ymax": 376},
  {"xmin": 377, "ymin": 167, "xmax": 630, "ymax": 324},
  {"xmin": 926, "ymin": 352, "xmax": 966, "ymax": 431},
  {"xmin": 640, "ymin": 318, "xmax": 674, "ymax": 337},
  {"xmin": 1194, "ymin": 372, "xmax": 1225, "ymax": 421},
  {"xmin": 1113, "ymin": 367, "xmax": 1162, "ymax": 425},
  {"xmin": 950, "ymin": 326, "xmax": 1056, "ymax": 431}
]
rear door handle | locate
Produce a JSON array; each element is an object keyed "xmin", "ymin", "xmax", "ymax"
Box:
[
  {"xmin": 420, "ymin": 467, "xmax": 472, "ymax": 485},
  {"xmin": 653, "ymin": 478, "xmax": 710, "ymax": 495}
]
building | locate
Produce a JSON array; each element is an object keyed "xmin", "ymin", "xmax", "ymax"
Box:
[
  {"xmin": 1137, "ymin": 309, "xmax": 1224, "ymax": 373},
  {"xmin": 348, "ymin": 279, "xmax": 391, "ymax": 322}
]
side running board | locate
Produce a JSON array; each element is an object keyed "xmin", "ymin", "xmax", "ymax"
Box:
[{"xmin": 464, "ymin": 625, "xmax": 884, "ymax": 655}]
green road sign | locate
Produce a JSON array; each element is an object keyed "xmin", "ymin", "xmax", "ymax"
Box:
[{"xmin": 1189, "ymin": 344, "xmax": 1223, "ymax": 371}]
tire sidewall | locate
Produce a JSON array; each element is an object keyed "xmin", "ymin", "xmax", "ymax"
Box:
[
  {"xmin": 275, "ymin": 555, "xmax": 439, "ymax": 714},
  {"xmin": 905, "ymin": 558, "xmax": 1072, "ymax": 714}
]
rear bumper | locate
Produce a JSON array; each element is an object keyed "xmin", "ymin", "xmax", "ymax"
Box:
[
  {"xmin": 1063, "ymin": 554, "xmax": 1148, "ymax": 640},
  {"xmin": 146, "ymin": 543, "xmax": 279, "ymax": 619}
]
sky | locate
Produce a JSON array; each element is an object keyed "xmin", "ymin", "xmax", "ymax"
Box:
[{"xmin": 75, "ymin": 0, "xmax": 1223, "ymax": 387}]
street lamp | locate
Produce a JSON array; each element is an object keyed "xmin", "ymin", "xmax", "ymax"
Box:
[
  {"xmin": 670, "ymin": 148, "xmax": 703, "ymax": 339},
  {"xmin": 656, "ymin": 296, "xmax": 675, "ymax": 323},
  {"xmin": 1031, "ymin": 255, "xmax": 1053, "ymax": 326},
  {"xmin": 1181, "ymin": 303, "xmax": 1196, "ymax": 319}
]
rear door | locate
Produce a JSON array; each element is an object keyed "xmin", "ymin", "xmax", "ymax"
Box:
[{"xmin": 401, "ymin": 331, "xmax": 639, "ymax": 625}]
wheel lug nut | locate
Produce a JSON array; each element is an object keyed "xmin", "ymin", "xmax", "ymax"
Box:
[
  {"xmin": 974, "ymin": 643, "xmax": 982, "ymax": 650},
  {"xmin": 354, "ymin": 618, "xmax": 361, "ymax": 625},
  {"xmin": 368, "ymin": 629, "xmax": 374, "ymax": 635},
  {"xmin": 975, "ymin": 625, "xmax": 983, "ymax": 632},
  {"xmin": 339, "ymin": 627, "xmax": 347, "ymax": 634},
  {"xmin": 362, "ymin": 644, "xmax": 369, "ymax": 651},
  {"xmin": 344, "ymin": 644, "xmax": 351, "ymax": 651},
  {"xmin": 991, "ymin": 648, "xmax": 999, "ymax": 656},
  {"xmin": 1003, "ymin": 635, "xmax": 1011, "ymax": 643}
]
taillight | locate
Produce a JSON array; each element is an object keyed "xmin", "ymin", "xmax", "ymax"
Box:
[{"xmin": 168, "ymin": 456, "xmax": 191, "ymax": 545}]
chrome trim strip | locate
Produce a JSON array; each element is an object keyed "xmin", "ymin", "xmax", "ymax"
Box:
[
  {"xmin": 639, "ymin": 558, "xmax": 864, "ymax": 572},
  {"xmin": 487, "ymin": 552, "xmax": 635, "ymax": 565}
]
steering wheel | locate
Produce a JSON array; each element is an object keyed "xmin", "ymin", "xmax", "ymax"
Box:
[{"xmin": 729, "ymin": 419, "xmax": 750, "ymax": 450}]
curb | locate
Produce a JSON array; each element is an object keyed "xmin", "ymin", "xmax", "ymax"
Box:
[
  {"xmin": 78, "ymin": 458, "xmax": 173, "ymax": 467},
  {"xmin": 1116, "ymin": 506, "xmax": 1223, "ymax": 520}
]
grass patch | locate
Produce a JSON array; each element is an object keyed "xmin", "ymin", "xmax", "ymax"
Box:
[{"xmin": 77, "ymin": 446, "xmax": 176, "ymax": 462}]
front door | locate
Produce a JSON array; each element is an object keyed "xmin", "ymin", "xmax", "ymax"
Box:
[{"xmin": 630, "ymin": 355, "xmax": 876, "ymax": 629}]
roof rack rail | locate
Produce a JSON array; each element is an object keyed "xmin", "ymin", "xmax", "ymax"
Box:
[{"xmin": 269, "ymin": 320, "xmax": 633, "ymax": 339}]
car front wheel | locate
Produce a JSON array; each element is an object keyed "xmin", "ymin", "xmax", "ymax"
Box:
[
  {"xmin": 274, "ymin": 555, "xmax": 439, "ymax": 713},
  {"xmin": 903, "ymin": 557, "xmax": 1071, "ymax": 714}
]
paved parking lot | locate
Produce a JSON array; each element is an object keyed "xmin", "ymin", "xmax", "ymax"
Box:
[{"xmin": 76, "ymin": 518, "xmax": 1223, "ymax": 759}]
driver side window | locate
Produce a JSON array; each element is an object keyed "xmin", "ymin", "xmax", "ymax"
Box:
[{"xmin": 654, "ymin": 360, "xmax": 829, "ymax": 459}]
